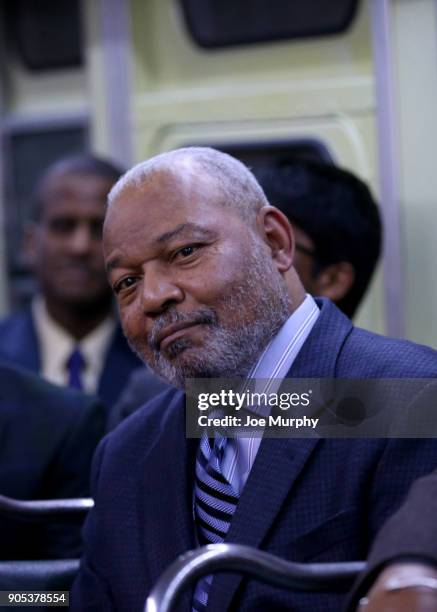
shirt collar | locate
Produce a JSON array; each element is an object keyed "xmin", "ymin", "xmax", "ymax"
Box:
[
  {"xmin": 32, "ymin": 295, "xmax": 116, "ymax": 392},
  {"xmin": 249, "ymin": 294, "xmax": 320, "ymax": 383}
]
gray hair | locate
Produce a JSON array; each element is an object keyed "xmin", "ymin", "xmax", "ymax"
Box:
[{"xmin": 107, "ymin": 147, "xmax": 269, "ymax": 223}]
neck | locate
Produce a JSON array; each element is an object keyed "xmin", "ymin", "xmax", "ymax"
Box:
[
  {"xmin": 285, "ymin": 269, "xmax": 306, "ymax": 315},
  {"xmin": 44, "ymin": 296, "xmax": 113, "ymax": 341}
]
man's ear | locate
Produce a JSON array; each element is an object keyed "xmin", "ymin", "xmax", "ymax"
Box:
[
  {"xmin": 256, "ymin": 206, "xmax": 294, "ymax": 272},
  {"xmin": 313, "ymin": 262, "xmax": 355, "ymax": 303}
]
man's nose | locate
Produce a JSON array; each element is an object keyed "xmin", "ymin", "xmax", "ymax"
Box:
[
  {"xmin": 140, "ymin": 265, "xmax": 184, "ymax": 316},
  {"xmin": 68, "ymin": 225, "xmax": 95, "ymax": 255}
]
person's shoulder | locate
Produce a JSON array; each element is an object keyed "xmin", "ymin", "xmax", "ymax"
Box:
[
  {"xmin": 0, "ymin": 361, "xmax": 100, "ymax": 415},
  {"xmin": 119, "ymin": 366, "xmax": 171, "ymax": 403},
  {"xmin": 0, "ymin": 360, "xmax": 58, "ymax": 397},
  {"xmin": 103, "ymin": 386, "xmax": 184, "ymax": 454},
  {"xmin": 106, "ymin": 366, "xmax": 172, "ymax": 430},
  {"xmin": 0, "ymin": 362, "xmax": 105, "ymax": 458},
  {"xmin": 107, "ymin": 323, "xmax": 142, "ymax": 363},
  {"xmin": 341, "ymin": 325, "xmax": 437, "ymax": 377},
  {"xmin": 0, "ymin": 308, "xmax": 37, "ymax": 368},
  {"xmin": 0, "ymin": 308, "xmax": 33, "ymax": 337}
]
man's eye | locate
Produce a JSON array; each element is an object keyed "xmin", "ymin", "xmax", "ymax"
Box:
[
  {"xmin": 90, "ymin": 220, "xmax": 104, "ymax": 239},
  {"xmin": 48, "ymin": 218, "xmax": 76, "ymax": 234},
  {"xmin": 175, "ymin": 245, "xmax": 198, "ymax": 259},
  {"xmin": 114, "ymin": 277, "xmax": 137, "ymax": 294}
]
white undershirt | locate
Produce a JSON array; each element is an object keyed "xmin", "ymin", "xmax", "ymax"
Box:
[{"xmin": 32, "ymin": 295, "xmax": 116, "ymax": 394}]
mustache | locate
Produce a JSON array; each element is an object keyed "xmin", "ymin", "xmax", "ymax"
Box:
[{"xmin": 148, "ymin": 307, "xmax": 219, "ymax": 350}]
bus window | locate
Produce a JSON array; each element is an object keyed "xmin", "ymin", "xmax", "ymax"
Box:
[
  {"xmin": 4, "ymin": 0, "xmax": 83, "ymax": 71},
  {"xmin": 181, "ymin": 0, "xmax": 359, "ymax": 49}
]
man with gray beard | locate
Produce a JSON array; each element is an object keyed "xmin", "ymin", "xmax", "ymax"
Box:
[
  {"xmin": 136, "ymin": 236, "xmax": 291, "ymax": 387},
  {"xmin": 72, "ymin": 148, "xmax": 437, "ymax": 612}
]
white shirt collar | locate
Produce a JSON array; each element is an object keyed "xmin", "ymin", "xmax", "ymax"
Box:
[
  {"xmin": 32, "ymin": 295, "xmax": 116, "ymax": 394},
  {"xmin": 249, "ymin": 293, "xmax": 320, "ymax": 389}
]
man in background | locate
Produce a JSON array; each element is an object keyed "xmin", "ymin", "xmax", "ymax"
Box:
[
  {"xmin": 0, "ymin": 155, "xmax": 141, "ymax": 410},
  {"xmin": 107, "ymin": 158, "xmax": 382, "ymax": 429},
  {"xmin": 257, "ymin": 158, "xmax": 381, "ymax": 319}
]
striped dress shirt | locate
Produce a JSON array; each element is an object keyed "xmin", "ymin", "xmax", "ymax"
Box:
[{"xmin": 221, "ymin": 294, "xmax": 320, "ymax": 493}]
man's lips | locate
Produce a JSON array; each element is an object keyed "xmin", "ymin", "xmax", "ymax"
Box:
[{"xmin": 156, "ymin": 321, "xmax": 202, "ymax": 351}]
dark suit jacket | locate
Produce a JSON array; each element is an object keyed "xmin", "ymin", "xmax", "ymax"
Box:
[
  {"xmin": 346, "ymin": 382, "xmax": 437, "ymax": 609},
  {"xmin": 71, "ymin": 299, "xmax": 437, "ymax": 611},
  {"xmin": 0, "ymin": 362, "xmax": 105, "ymax": 560},
  {"xmin": 0, "ymin": 308, "xmax": 141, "ymax": 409}
]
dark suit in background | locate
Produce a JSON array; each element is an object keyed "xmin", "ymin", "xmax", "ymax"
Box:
[
  {"xmin": 106, "ymin": 366, "xmax": 170, "ymax": 431},
  {"xmin": 347, "ymin": 459, "xmax": 437, "ymax": 608},
  {"xmin": 71, "ymin": 300, "xmax": 437, "ymax": 612},
  {"xmin": 0, "ymin": 362, "xmax": 105, "ymax": 560},
  {"xmin": 355, "ymin": 380, "xmax": 437, "ymax": 599},
  {"xmin": 0, "ymin": 308, "xmax": 140, "ymax": 410}
]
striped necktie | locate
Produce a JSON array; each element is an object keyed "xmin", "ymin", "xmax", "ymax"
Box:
[{"xmin": 193, "ymin": 434, "xmax": 239, "ymax": 610}]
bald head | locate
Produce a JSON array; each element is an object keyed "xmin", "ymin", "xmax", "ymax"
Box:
[
  {"xmin": 33, "ymin": 155, "xmax": 123, "ymax": 221},
  {"xmin": 107, "ymin": 147, "xmax": 269, "ymax": 224}
]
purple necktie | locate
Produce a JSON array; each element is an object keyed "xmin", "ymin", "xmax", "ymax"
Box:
[
  {"xmin": 66, "ymin": 348, "xmax": 85, "ymax": 390},
  {"xmin": 193, "ymin": 434, "xmax": 239, "ymax": 610}
]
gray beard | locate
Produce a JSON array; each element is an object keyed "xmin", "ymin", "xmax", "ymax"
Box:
[{"xmin": 127, "ymin": 241, "xmax": 293, "ymax": 388}]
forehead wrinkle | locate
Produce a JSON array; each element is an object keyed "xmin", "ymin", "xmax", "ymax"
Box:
[
  {"xmin": 155, "ymin": 222, "xmax": 216, "ymax": 245},
  {"xmin": 104, "ymin": 222, "xmax": 216, "ymax": 275}
]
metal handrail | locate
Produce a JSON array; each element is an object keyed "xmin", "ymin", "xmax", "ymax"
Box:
[
  {"xmin": 0, "ymin": 559, "xmax": 80, "ymax": 577},
  {"xmin": 0, "ymin": 559, "xmax": 80, "ymax": 591},
  {"xmin": 145, "ymin": 543, "xmax": 365, "ymax": 612},
  {"xmin": 0, "ymin": 494, "xmax": 93, "ymax": 520}
]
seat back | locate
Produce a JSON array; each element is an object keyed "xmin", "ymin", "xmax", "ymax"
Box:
[
  {"xmin": 0, "ymin": 559, "xmax": 79, "ymax": 591},
  {"xmin": 145, "ymin": 543, "xmax": 365, "ymax": 612},
  {"xmin": 0, "ymin": 494, "xmax": 92, "ymax": 593},
  {"xmin": 0, "ymin": 493, "xmax": 93, "ymax": 521}
]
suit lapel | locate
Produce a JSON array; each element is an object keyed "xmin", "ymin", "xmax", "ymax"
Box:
[
  {"xmin": 208, "ymin": 299, "xmax": 354, "ymax": 611},
  {"xmin": 97, "ymin": 325, "xmax": 141, "ymax": 407},
  {"xmin": 134, "ymin": 393, "xmax": 198, "ymax": 608},
  {"xmin": 290, "ymin": 298, "xmax": 354, "ymax": 379},
  {"xmin": 11, "ymin": 309, "xmax": 40, "ymax": 371}
]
